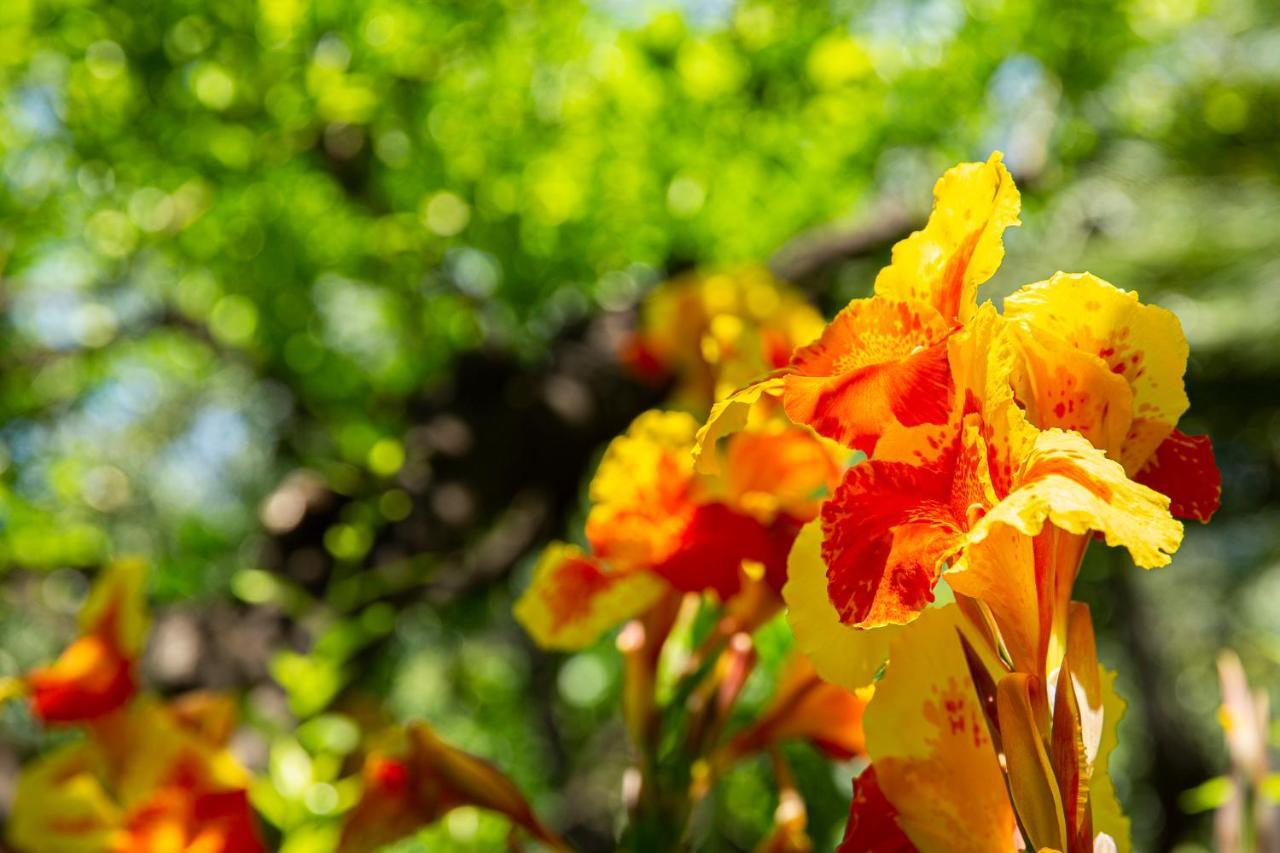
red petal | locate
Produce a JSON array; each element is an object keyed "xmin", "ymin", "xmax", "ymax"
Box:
[
  {"xmin": 654, "ymin": 504, "xmax": 796, "ymax": 599},
  {"xmin": 1134, "ymin": 429, "xmax": 1221, "ymax": 522},
  {"xmin": 838, "ymin": 766, "xmax": 917, "ymax": 852}
]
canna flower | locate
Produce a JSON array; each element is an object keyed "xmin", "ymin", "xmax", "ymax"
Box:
[
  {"xmin": 23, "ymin": 559, "xmax": 148, "ymax": 724},
  {"xmin": 8, "ymin": 695, "xmax": 265, "ymax": 853},
  {"xmin": 622, "ymin": 266, "xmax": 825, "ymax": 409},
  {"xmin": 516, "ymin": 409, "xmax": 842, "ymax": 650},
  {"xmin": 815, "ymin": 308, "xmax": 1180, "ymax": 670},
  {"xmin": 767, "ymin": 154, "xmax": 1220, "ymax": 687},
  {"xmin": 338, "ymin": 721, "xmax": 567, "ymax": 853}
]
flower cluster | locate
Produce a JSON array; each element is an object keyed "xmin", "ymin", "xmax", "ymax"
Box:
[{"xmin": 707, "ymin": 153, "xmax": 1221, "ymax": 851}]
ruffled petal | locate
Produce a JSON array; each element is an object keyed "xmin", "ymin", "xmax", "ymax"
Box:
[
  {"xmin": 514, "ymin": 544, "xmax": 667, "ymax": 651},
  {"xmin": 972, "ymin": 428, "xmax": 1183, "ymax": 569},
  {"xmin": 1004, "ymin": 273, "xmax": 1189, "ymax": 472},
  {"xmin": 821, "ymin": 454, "xmax": 962, "ymax": 628},
  {"xmin": 784, "ymin": 297, "xmax": 952, "ymax": 453},
  {"xmin": 784, "ymin": 521, "xmax": 904, "ymax": 693},
  {"xmin": 1009, "ymin": 322, "xmax": 1134, "ymax": 459},
  {"xmin": 874, "ymin": 152, "xmax": 1021, "ymax": 324},
  {"xmin": 1134, "ymin": 429, "xmax": 1221, "ymax": 523}
]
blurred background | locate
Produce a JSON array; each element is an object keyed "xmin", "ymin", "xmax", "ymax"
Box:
[{"xmin": 0, "ymin": 0, "xmax": 1277, "ymax": 849}]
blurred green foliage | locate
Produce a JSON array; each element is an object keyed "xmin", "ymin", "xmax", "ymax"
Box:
[{"xmin": 1, "ymin": 0, "xmax": 1279, "ymax": 849}]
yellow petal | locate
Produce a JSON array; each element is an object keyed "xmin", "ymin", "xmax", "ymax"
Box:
[
  {"xmin": 80, "ymin": 557, "xmax": 149, "ymax": 657},
  {"xmin": 782, "ymin": 520, "xmax": 902, "ymax": 692},
  {"xmin": 874, "ymin": 152, "xmax": 1021, "ymax": 324},
  {"xmin": 586, "ymin": 410, "xmax": 700, "ymax": 569},
  {"xmin": 693, "ymin": 375, "xmax": 785, "ymax": 476},
  {"xmin": 972, "ymin": 428, "xmax": 1183, "ymax": 569},
  {"xmin": 863, "ymin": 604, "xmax": 1017, "ymax": 852},
  {"xmin": 1004, "ymin": 272, "xmax": 1189, "ymax": 472},
  {"xmin": 514, "ymin": 543, "xmax": 667, "ymax": 651},
  {"xmin": 1090, "ymin": 668, "xmax": 1132, "ymax": 853},
  {"xmin": 590, "ymin": 410, "xmax": 698, "ymax": 507},
  {"xmin": 8, "ymin": 743, "xmax": 123, "ymax": 853}
]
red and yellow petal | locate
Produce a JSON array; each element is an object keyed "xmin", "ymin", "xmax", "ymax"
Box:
[
  {"xmin": 821, "ymin": 455, "xmax": 962, "ymax": 628},
  {"xmin": 586, "ymin": 410, "xmax": 700, "ymax": 570},
  {"xmin": 27, "ymin": 559, "xmax": 149, "ymax": 724},
  {"xmin": 784, "ymin": 297, "xmax": 953, "ymax": 453},
  {"xmin": 1134, "ymin": 429, "xmax": 1221, "ymax": 523},
  {"xmin": 1004, "ymin": 273, "xmax": 1189, "ymax": 472},
  {"xmin": 1010, "ymin": 323, "xmax": 1134, "ymax": 459},
  {"xmin": 513, "ymin": 544, "xmax": 667, "ymax": 651},
  {"xmin": 28, "ymin": 634, "xmax": 137, "ymax": 724},
  {"xmin": 863, "ymin": 605, "xmax": 1017, "ymax": 852},
  {"xmin": 874, "ymin": 152, "xmax": 1021, "ymax": 324}
]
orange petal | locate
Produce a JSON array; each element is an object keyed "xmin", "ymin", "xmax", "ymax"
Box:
[
  {"xmin": 514, "ymin": 543, "xmax": 666, "ymax": 651},
  {"xmin": 821, "ymin": 455, "xmax": 963, "ymax": 628},
  {"xmin": 784, "ymin": 297, "xmax": 952, "ymax": 453},
  {"xmin": 864, "ymin": 605, "xmax": 1017, "ymax": 852},
  {"xmin": 28, "ymin": 634, "xmax": 136, "ymax": 725},
  {"xmin": 948, "ymin": 525, "xmax": 1041, "ymax": 678},
  {"xmin": 1134, "ymin": 429, "xmax": 1221, "ymax": 523},
  {"xmin": 874, "ymin": 152, "xmax": 1021, "ymax": 323},
  {"xmin": 722, "ymin": 654, "xmax": 871, "ymax": 764},
  {"xmin": 124, "ymin": 787, "xmax": 265, "ymax": 853},
  {"xmin": 723, "ymin": 426, "xmax": 844, "ymax": 524},
  {"xmin": 837, "ymin": 766, "xmax": 916, "ymax": 852}
]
